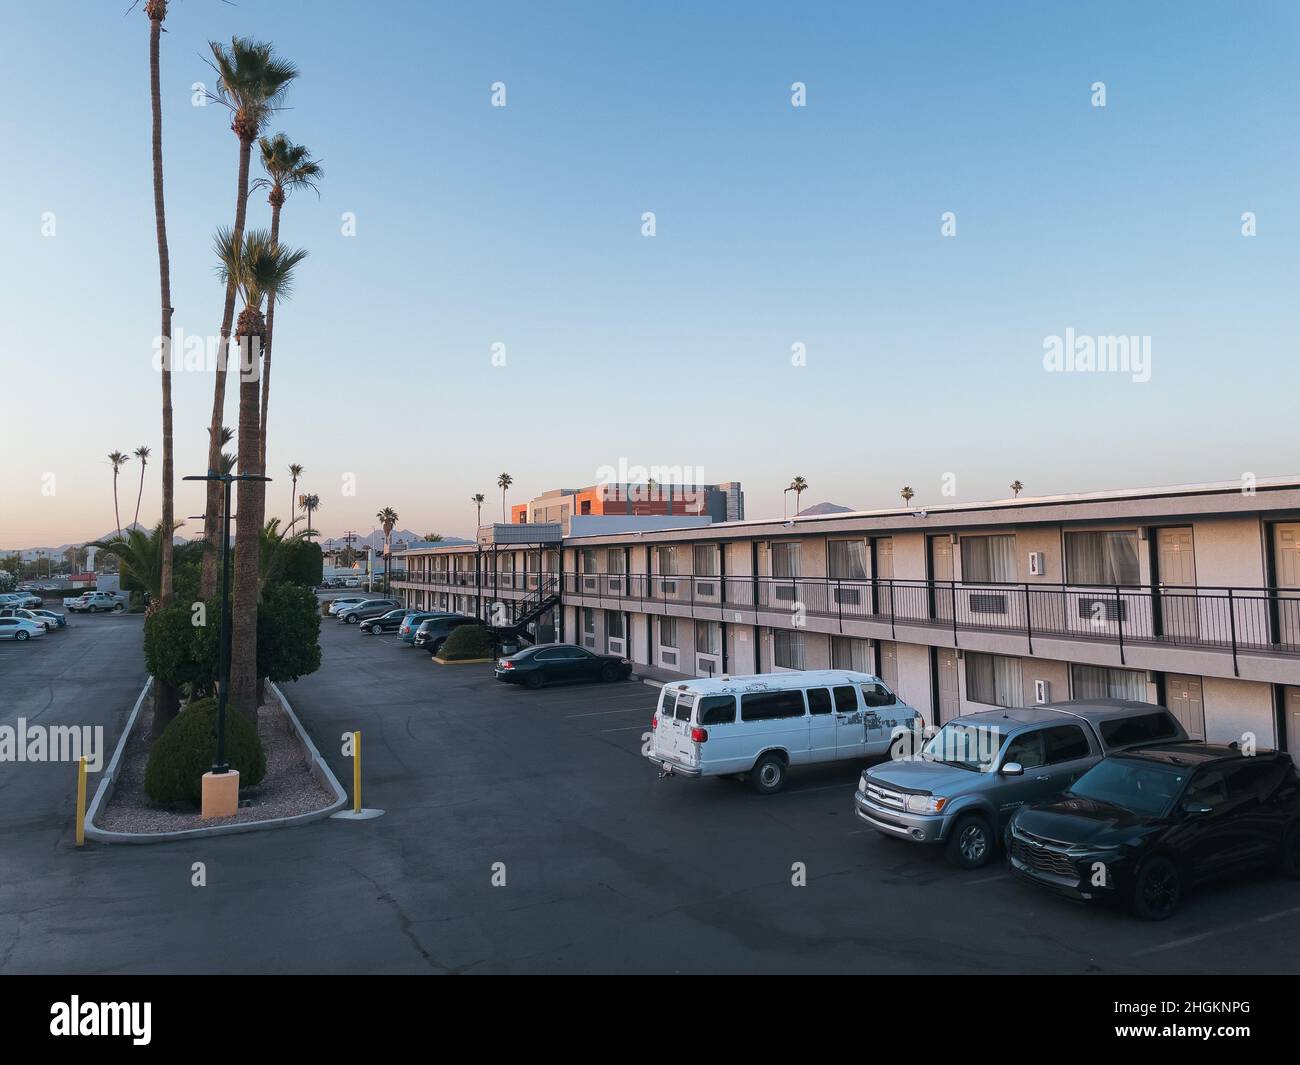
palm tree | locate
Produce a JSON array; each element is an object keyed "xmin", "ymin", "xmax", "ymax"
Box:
[
  {"xmin": 900, "ymin": 486, "xmax": 915, "ymax": 505},
  {"xmin": 1010, "ymin": 480, "xmax": 1024, "ymax": 498},
  {"xmin": 472, "ymin": 493, "xmax": 485, "ymax": 529},
  {"xmin": 91, "ymin": 520, "xmax": 185, "ymax": 602},
  {"xmin": 131, "ymin": 445, "xmax": 151, "ymax": 527},
  {"xmin": 257, "ymin": 517, "xmax": 313, "ymax": 593},
  {"xmin": 142, "ymin": 0, "xmax": 176, "ymax": 630},
  {"xmin": 789, "ymin": 476, "xmax": 808, "ymax": 516},
  {"xmin": 252, "ymin": 135, "xmax": 322, "ymax": 532},
  {"xmin": 215, "ymin": 226, "xmax": 308, "ymax": 718},
  {"xmin": 300, "ymin": 493, "xmax": 320, "ymax": 541},
  {"xmin": 108, "ymin": 451, "xmax": 129, "ymax": 536},
  {"xmin": 199, "ymin": 38, "xmax": 298, "ymax": 598},
  {"xmin": 286, "ymin": 463, "xmax": 304, "ymax": 531},
  {"xmin": 376, "ymin": 506, "xmax": 398, "ymax": 592},
  {"xmin": 497, "ymin": 473, "xmax": 513, "ymax": 523}
]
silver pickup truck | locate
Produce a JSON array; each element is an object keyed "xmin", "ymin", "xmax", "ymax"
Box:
[
  {"xmin": 64, "ymin": 590, "xmax": 129, "ymax": 613},
  {"xmin": 854, "ymin": 700, "xmax": 1188, "ymax": 869}
]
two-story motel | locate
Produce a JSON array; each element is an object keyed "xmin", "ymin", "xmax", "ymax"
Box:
[{"xmin": 394, "ymin": 477, "xmax": 1300, "ymax": 759}]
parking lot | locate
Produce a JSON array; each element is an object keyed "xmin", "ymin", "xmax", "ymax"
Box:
[{"xmin": 3, "ymin": 607, "xmax": 1300, "ymax": 973}]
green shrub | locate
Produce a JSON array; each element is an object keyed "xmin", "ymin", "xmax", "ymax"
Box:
[
  {"xmin": 144, "ymin": 601, "xmax": 218, "ymax": 690},
  {"xmin": 280, "ymin": 540, "xmax": 324, "ymax": 588},
  {"xmin": 257, "ymin": 583, "xmax": 322, "ymax": 683},
  {"xmin": 144, "ymin": 697, "xmax": 266, "ymax": 805},
  {"xmin": 438, "ymin": 623, "xmax": 495, "ymax": 660}
]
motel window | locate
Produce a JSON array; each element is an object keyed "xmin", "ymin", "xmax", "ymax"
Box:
[
  {"xmin": 582, "ymin": 608, "xmax": 595, "ymax": 635},
  {"xmin": 966, "ymin": 652, "xmax": 1023, "ymax": 706},
  {"xmin": 606, "ymin": 548, "xmax": 626, "ymax": 574},
  {"xmin": 1070, "ymin": 664, "xmax": 1147, "ymax": 702},
  {"xmin": 831, "ymin": 636, "xmax": 870, "ymax": 672},
  {"xmin": 695, "ymin": 621, "xmax": 721, "ymax": 656},
  {"xmin": 605, "ymin": 611, "xmax": 624, "ymax": 639},
  {"xmin": 660, "ymin": 616, "xmax": 678, "ymax": 648},
  {"xmin": 693, "ymin": 544, "xmax": 720, "ymax": 576},
  {"xmin": 828, "ymin": 540, "xmax": 868, "ymax": 580},
  {"xmin": 657, "ymin": 546, "xmax": 679, "ymax": 575},
  {"xmin": 581, "ymin": 549, "xmax": 598, "ymax": 574},
  {"xmin": 1065, "ymin": 531, "xmax": 1140, "ymax": 587},
  {"xmin": 773, "ymin": 630, "xmax": 805, "ymax": 670},
  {"xmin": 960, "ymin": 535, "xmax": 1017, "ymax": 583},
  {"xmin": 772, "ymin": 542, "xmax": 800, "ymax": 579}
]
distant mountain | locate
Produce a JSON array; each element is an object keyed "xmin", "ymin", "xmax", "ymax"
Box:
[
  {"xmin": 5, "ymin": 523, "xmax": 185, "ymax": 559},
  {"xmin": 797, "ymin": 501, "xmax": 854, "ymax": 516}
]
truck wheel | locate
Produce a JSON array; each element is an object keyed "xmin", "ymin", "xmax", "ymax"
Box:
[
  {"xmin": 1132, "ymin": 856, "xmax": 1181, "ymax": 920},
  {"xmin": 749, "ymin": 753, "xmax": 787, "ymax": 794},
  {"xmin": 945, "ymin": 815, "xmax": 993, "ymax": 869},
  {"xmin": 113, "ymin": 603, "xmax": 124, "ymax": 613}
]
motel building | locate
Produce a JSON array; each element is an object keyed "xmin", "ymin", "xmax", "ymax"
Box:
[{"xmin": 393, "ymin": 477, "xmax": 1300, "ymax": 760}]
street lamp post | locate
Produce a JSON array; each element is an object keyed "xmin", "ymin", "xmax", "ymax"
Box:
[{"xmin": 183, "ymin": 469, "xmax": 271, "ymax": 775}]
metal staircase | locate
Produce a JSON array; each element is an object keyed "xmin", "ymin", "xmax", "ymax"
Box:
[{"xmin": 487, "ymin": 574, "xmax": 561, "ymax": 644}]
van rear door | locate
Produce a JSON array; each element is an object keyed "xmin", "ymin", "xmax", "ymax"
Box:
[{"xmin": 653, "ymin": 687, "xmax": 697, "ymax": 769}]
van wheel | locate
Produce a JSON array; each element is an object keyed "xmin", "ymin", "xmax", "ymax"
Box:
[
  {"xmin": 1282, "ymin": 824, "xmax": 1300, "ymax": 878},
  {"xmin": 1132, "ymin": 856, "xmax": 1181, "ymax": 920},
  {"xmin": 749, "ymin": 753, "xmax": 786, "ymax": 794},
  {"xmin": 945, "ymin": 815, "xmax": 992, "ymax": 869}
]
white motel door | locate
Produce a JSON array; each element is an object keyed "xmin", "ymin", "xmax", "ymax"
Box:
[
  {"xmin": 1276, "ymin": 525, "xmax": 1300, "ymax": 648},
  {"xmin": 1165, "ymin": 674, "xmax": 1205, "ymax": 741},
  {"xmin": 1157, "ymin": 528, "xmax": 1199, "ymax": 641},
  {"xmin": 1288, "ymin": 688, "xmax": 1300, "ymax": 769},
  {"xmin": 937, "ymin": 648, "xmax": 960, "ymax": 725}
]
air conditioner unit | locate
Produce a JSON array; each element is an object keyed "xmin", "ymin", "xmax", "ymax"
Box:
[
  {"xmin": 1034, "ymin": 679, "xmax": 1051, "ymax": 704},
  {"xmin": 1028, "ymin": 551, "xmax": 1045, "ymax": 576}
]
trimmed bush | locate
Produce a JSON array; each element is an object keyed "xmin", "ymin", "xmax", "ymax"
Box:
[
  {"xmin": 144, "ymin": 697, "xmax": 266, "ymax": 805},
  {"xmin": 438, "ymin": 623, "xmax": 495, "ymax": 660},
  {"xmin": 257, "ymin": 583, "xmax": 322, "ymax": 683}
]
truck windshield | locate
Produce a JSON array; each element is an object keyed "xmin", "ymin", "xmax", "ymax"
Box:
[
  {"xmin": 1066, "ymin": 758, "xmax": 1187, "ymax": 817},
  {"xmin": 921, "ymin": 723, "xmax": 1002, "ymax": 771}
]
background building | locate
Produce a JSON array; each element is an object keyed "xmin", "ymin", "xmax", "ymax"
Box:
[{"xmin": 510, "ymin": 481, "xmax": 743, "ymax": 531}]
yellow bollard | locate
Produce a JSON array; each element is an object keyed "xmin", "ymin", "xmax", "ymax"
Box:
[
  {"xmin": 353, "ymin": 730, "xmax": 361, "ymax": 813},
  {"xmin": 75, "ymin": 756, "xmax": 87, "ymax": 848}
]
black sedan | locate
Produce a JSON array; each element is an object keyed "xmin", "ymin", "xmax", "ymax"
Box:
[
  {"xmin": 1008, "ymin": 743, "xmax": 1300, "ymax": 920},
  {"xmin": 359, "ymin": 608, "xmax": 412, "ymax": 634},
  {"xmin": 495, "ymin": 644, "xmax": 632, "ymax": 689}
]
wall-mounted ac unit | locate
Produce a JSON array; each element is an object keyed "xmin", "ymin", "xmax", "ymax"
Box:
[
  {"xmin": 1034, "ymin": 679, "xmax": 1050, "ymax": 704},
  {"xmin": 1028, "ymin": 551, "xmax": 1046, "ymax": 576}
]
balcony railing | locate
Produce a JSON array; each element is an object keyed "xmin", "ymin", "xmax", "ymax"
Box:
[{"xmin": 393, "ymin": 571, "xmax": 1300, "ymax": 664}]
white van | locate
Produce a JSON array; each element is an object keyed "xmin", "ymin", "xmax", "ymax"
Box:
[{"xmin": 647, "ymin": 670, "xmax": 923, "ymax": 794}]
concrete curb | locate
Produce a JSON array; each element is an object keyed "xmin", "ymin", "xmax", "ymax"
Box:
[
  {"xmin": 432, "ymin": 656, "xmax": 495, "ymax": 666},
  {"xmin": 84, "ymin": 679, "xmax": 347, "ymax": 845}
]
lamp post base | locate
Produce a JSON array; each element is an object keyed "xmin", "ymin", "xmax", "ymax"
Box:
[{"xmin": 201, "ymin": 770, "xmax": 240, "ymax": 819}]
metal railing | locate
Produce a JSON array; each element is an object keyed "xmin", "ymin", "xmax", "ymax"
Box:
[{"xmin": 394, "ymin": 571, "xmax": 1300, "ymax": 663}]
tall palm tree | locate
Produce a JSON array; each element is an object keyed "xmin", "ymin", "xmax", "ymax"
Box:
[
  {"xmin": 91, "ymin": 521, "xmax": 183, "ymax": 602},
  {"xmin": 199, "ymin": 37, "xmax": 298, "ymax": 598},
  {"xmin": 376, "ymin": 506, "xmax": 398, "ymax": 592},
  {"xmin": 300, "ymin": 494, "xmax": 320, "ymax": 541},
  {"xmin": 472, "ymin": 493, "xmax": 485, "ymax": 529},
  {"xmin": 143, "ymin": 0, "xmax": 175, "ymax": 629},
  {"xmin": 497, "ymin": 473, "xmax": 513, "ymax": 523},
  {"xmin": 900, "ymin": 486, "xmax": 915, "ymax": 505},
  {"xmin": 789, "ymin": 475, "xmax": 808, "ymax": 516},
  {"xmin": 215, "ymin": 226, "xmax": 308, "ymax": 718},
  {"xmin": 252, "ymin": 135, "xmax": 322, "ymax": 533},
  {"xmin": 286, "ymin": 463, "xmax": 303, "ymax": 531},
  {"xmin": 132, "ymin": 445, "xmax": 151, "ymax": 527},
  {"xmin": 108, "ymin": 451, "xmax": 129, "ymax": 536},
  {"xmin": 1010, "ymin": 480, "xmax": 1024, "ymax": 498}
]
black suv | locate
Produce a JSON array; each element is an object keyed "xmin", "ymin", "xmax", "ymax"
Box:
[
  {"xmin": 414, "ymin": 615, "xmax": 485, "ymax": 656},
  {"xmin": 1009, "ymin": 743, "xmax": 1300, "ymax": 920}
]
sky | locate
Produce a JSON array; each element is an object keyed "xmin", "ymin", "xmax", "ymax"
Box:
[{"xmin": 1, "ymin": 0, "xmax": 1298, "ymax": 548}]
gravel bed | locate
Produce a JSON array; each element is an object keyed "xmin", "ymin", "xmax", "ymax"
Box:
[{"xmin": 97, "ymin": 695, "xmax": 335, "ymax": 833}]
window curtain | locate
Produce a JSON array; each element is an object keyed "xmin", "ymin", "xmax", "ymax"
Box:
[
  {"xmin": 831, "ymin": 636, "xmax": 870, "ymax": 671},
  {"xmin": 968, "ymin": 653, "xmax": 1023, "ymax": 705},
  {"xmin": 1071, "ymin": 664, "xmax": 1146, "ymax": 701},
  {"xmin": 1067, "ymin": 531, "xmax": 1139, "ymax": 586},
  {"xmin": 961, "ymin": 535, "xmax": 1016, "ymax": 582},
  {"xmin": 774, "ymin": 630, "xmax": 805, "ymax": 669},
  {"xmin": 693, "ymin": 545, "xmax": 719, "ymax": 576},
  {"xmin": 772, "ymin": 543, "xmax": 800, "ymax": 579},
  {"xmin": 658, "ymin": 546, "xmax": 678, "ymax": 575},
  {"xmin": 829, "ymin": 540, "xmax": 868, "ymax": 579},
  {"xmin": 695, "ymin": 621, "xmax": 720, "ymax": 655}
]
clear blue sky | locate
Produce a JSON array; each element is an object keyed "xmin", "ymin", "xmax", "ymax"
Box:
[{"xmin": 2, "ymin": 0, "xmax": 1298, "ymax": 546}]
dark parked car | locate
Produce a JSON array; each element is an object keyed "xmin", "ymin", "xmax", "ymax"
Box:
[
  {"xmin": 495, "ymin": 643, "xmax": 633, "ymax": 689},
  {"xmin": 398, "ymin": 611, "xmax": 453, "ymax": 644},
  {"xmin": 1008, "ymin": 743, "xmax": 1300, "ymax": 920},
  {"xmin": 359, "ymin": 608, "xmax": 412, "ymax": 634},
  {"xmin": 414, "ymin": 615, "xmax": 485, "ymax": 656},
  {"xmin": 337, "ymin": 598, "xmax": 401, "ymax": 625}
]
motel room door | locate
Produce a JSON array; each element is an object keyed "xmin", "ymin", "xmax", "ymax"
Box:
[
  {"xmin": 1288, "ymin": 688, "xmax": 1300, "ymax": 769},
  {"xmin": 936, "ymin": 648, "xmax": 960, "ymax": 725},
  {"xmin": 1165, "ymin": 674, "xmax": 1205, "ymax": 741},
  {"xmin": 930, "ymin": 535, "xmax": 955, "ymax": 622},
  {"xmin": 1157, "ymin": 528, "xmax": 1199, "ymax": 642},
  {"xmin": 1276, "ymin": 525, "xmax": 1300, "ymax": 649}
]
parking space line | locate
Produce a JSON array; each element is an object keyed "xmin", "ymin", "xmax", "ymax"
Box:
[
  {"xmin": 1131, "ymin": 905, "xmax": 1300, "ymax": 957},
  {"xmin": 565, "ymin": 707, "xmax": 652, "ymax": 718},
  {"xmin": 966, "ymin": 873, "xmax": 1009, "ymax": 885},
  {"xmin": 599, "ymin": 725, "xmax": 650, "ymax": 733}
]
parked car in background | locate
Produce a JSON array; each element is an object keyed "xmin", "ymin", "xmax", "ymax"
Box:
[
  {"xmin": 398, "ymin": 611, "xmax": 450, "ymax": 644},
  {"xmin": 343, "ymin": 577, "xmax": 360, "ymax": 588},
  {"xmin": 64, "ymin": 591, "xmax": 128, "ymax": 613},
  {"xmin": 854, "ymin": 700, "xmax": 1188, "ymax": 869},
  {"xmin": 495, "ymin": 644, "xmax": 631, "ymax": 689},
  {"xmin": 1009, "ymin": 743, "xmax": 1300, "ymax": 920},
  {"xmin": 0, "ymin": 617, "xmax": 46, "ymax": 641},
  {"xmin": 0, "ymin": 592, "xmax": 41, "ymax": 609},
  {"xmin": 414, "ymin": 615, "xmax": 485, "ymax": 656},
  {"xmin": 337, "ymin": 598, "xmax": 401, "ymax": 625},
  {"xmin": 0, "ymin": 607, "xmax": 60, "ymax": 631},
  {"xmin": 649, "ymin": 670, "xmax": 923, "ymax": 795},
  {"xmin": 359, "ymin": 608, "xmax": 411, "ymax": 634},
  {"xmin": 29, "ymin": 608, "xmax": 67, "ymax": 629},
  {"xmin": 326, "ymin": 596, "xmax": 368, "ymax": 617}
]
